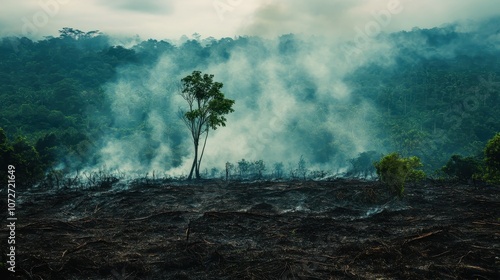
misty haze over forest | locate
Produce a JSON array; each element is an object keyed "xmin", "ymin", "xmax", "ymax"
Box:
[{"xmin": 0, "ymin": 2, "xmax": 499, "ymax": 180}]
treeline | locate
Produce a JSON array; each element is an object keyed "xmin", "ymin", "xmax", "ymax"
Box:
[
  {"xmin": 215, "ymin": 156, "xmax": 310, "ymax": 180},
  {"xmin": 210, "ymin": 132, "xmax": 500, "ymax": 191}
]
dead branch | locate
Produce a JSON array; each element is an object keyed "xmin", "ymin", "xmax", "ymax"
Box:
[{"xmin": 405, "ymin": 230, "xmax": 443, "ymax": 244}]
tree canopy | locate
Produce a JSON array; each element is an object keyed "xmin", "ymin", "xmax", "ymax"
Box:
[{"xmin": 180, "ymin": 71, "xmax": 235, "ymax": 179}]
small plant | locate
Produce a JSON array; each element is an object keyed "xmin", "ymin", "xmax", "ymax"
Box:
[
  {"xmin": 252, "ymin": 160, "xmax": 266, "ymax": 179},
  {"xmin": 374, "ymin": 153, "xmax": 426, "ymax": 197},
  {"xmin": 273, "ymin": 162, "xmax": 284, "ymax": 179},
  {"xmin": 297, "ymin": 155, "xmax": 307, "ymax": 180},
  {"xmin": 237, "ymin": 159, "xmax": 250, "ymax": 177}
]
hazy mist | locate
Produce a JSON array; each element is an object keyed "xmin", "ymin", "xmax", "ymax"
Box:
[{"xmin": 77, "ymin": 13, "xmax": 499, "ymax": 177}]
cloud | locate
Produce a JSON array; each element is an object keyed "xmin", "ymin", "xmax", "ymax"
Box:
[
  {"xmin": 240, "ymin": 0, "xmax": 367, "ymax": 39},
  {"xmin": 0, "ymin": 0, "xmax": 262, "ymax": 40},
  {"xmin": 2, "ymin": 0, "xmax": 499, "ymax": 40},
  {"xmin": 240, "ymin": 0, "xmax": 500, "ymax": 39},
  {"xmin": 95, "ymin": 0, "xmax": 173, "ymax": 14}
]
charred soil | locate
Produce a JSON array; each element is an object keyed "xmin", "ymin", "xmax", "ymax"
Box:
[{"xmin": 1, "ymin": 179, "xmax": 499, "ymax": 279}]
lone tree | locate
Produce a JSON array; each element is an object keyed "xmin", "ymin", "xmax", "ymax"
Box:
[{"xmin": 179, "ymin": 71, "xmax": 234, "ymax": 180}]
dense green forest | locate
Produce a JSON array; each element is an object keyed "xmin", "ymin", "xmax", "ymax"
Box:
[{"xmin": 1, "ymin": 20, "xmax": 499, "ymax": 184}]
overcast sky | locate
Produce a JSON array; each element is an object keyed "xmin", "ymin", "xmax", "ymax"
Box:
[{"xmin": 1, "ymin": 0, "xmax": 499, "ymax": 40}]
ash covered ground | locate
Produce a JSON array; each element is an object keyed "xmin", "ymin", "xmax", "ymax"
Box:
[{"xmin": 1, "ymin": 179, "xmax": 499, "ymax": 279}]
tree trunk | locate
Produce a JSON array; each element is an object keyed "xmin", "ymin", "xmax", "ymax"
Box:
[
  {"xmin": 188, "ymin": 140, "xmax": 199, "ymax": 180},
  {"xmin": 196, "ymin": 129, "xmax": 209, "ymax": 180}
]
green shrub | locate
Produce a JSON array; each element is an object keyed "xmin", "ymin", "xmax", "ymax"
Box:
[
  {"xmin": 374, "ymin": 153, "xmax": 426, "ymax": 197},
  {"xmin": 484, "ymin": 132, "xmax": 500, "ymax": 184},
  {"xmin": 0, "ymin": 128, "xmax": 44, "ymax": 186},
  {"xmin": 441, "ymin": 155, "xmax": 482, "ymax": 181}
]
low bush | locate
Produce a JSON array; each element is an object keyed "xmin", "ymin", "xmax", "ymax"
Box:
[
  {"xmin": 441, "ymin": 155, "xmax": 482, "ymax": 181},
  {"xmin": 374, "ymin": 153, "xmax": 426, "ymax": 197}
]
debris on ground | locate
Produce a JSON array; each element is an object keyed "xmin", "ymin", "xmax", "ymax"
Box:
[{"xmin": 0, "ymin": 179, "xmax": 498, "ymax": 279}]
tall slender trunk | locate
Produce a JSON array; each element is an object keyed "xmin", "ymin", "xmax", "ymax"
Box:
[
  {"xmin": 196, "ymin": 129, "xmax": 209, "ymax": 179},
  {"xmin": 195, "ymin": 164, "xmax": 200, "ymax": 179},
  {"xmin": 188, "ymin": 140, "xmax": 198, "ymax": 180}
]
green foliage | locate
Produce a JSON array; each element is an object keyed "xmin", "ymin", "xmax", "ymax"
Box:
[
  {"xmin": 235, "ymin": 159, "xmax": 266, "ymax": 179},
  {"xmin": 35, "ymin": 133, "xmax": 59, "ymax": 166},
  {"xmin": 0, "ymin": 129, "xmax": 14, "ymax": 163},
  {"xmin": 441, "ymin": 155, "xmax": 482, "ymax": 181},
  {"xmin": 180, "ymin": 71, "xmax": 235, "ymax": 179},
  {"xmin": 253, "ymin": 160, "xmax": 266, "ymax": 178},
  {"xmin": 484, "ymin": 132, "xmax": 500, "ymax": 184},
  {"xmin": 348, "ymin": 28, "xmax": 500, "ymax": 173},
  {"xmin": 237, "ymin": 159, "xmax": 250, "ymax": 176},
  {"xmin": 374, "ymin": 153, "xmax": 426, "ymax": 197},
  {"xmin": 394, "ymin": 129, "xmax": 427, "ymax": 157},
  {"xmin": 0, "ymin": 128, "xmax": 44, "ymax": 186},
  {"xmin": 0, "ymin": 28, "xmax": 137, "ymax": 172},
  {"xmin": 181, "ymin": 71, "xmax": 235, "ymax": 130}
]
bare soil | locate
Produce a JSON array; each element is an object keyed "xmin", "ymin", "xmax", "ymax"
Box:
[{"xmin": 1, "ymin": 179, "xmax": 499, "ymax": 279}]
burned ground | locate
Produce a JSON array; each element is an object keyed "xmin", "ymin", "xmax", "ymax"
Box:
[{"xmin": 0, "ymin": 179, "xmax": 499, "ymax": 279}]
